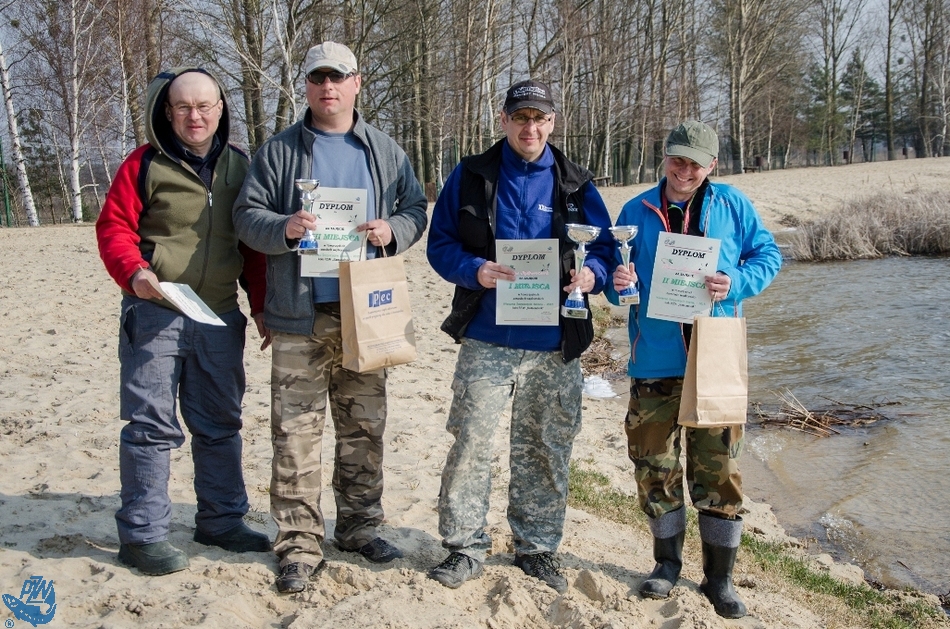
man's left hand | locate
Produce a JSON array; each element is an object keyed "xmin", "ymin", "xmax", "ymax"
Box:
[
  {"xmin": 253, "ymin": 313, "xmax": 272, "ymax": 350},
  {"xmin": 706, "ymin": 272, "xmax": 731, "ymax": 301},
  {"xmin": 564, "ymin": 266, "xmax": 595, "ymax": 294},
  {"xmin": 356, "ymin": 220, "xmax": 393, "ymax": 248}
]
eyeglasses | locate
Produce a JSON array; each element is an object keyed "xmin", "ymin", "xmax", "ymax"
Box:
[
  {"xmin": 509, "ymin": 112, "xmax": 551, "ymax": 125},
  {"xmin": 169, "ymin": 101, "xmax": 221, "ymax": 117},
  {"xmin": 307, "ymin": 70, "xmax": 356, "ymax": 85}
]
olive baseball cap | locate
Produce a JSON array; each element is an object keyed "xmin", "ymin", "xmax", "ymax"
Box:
[
  {"xmin": 305, "ymin": 41, "xmax": 358, "ymax": 75},
  {"xmin": 665, "ymin": 121, "xmax": 719, "ymax": 168}
]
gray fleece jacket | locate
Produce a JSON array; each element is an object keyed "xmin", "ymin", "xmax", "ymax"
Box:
[{"xmin": 233, "ymin": 109, "xmax": 428, "ymax": 336}]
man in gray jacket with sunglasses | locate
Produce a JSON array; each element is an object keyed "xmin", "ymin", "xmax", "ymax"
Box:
[{"xmin": 233, "ymin": 41, "xmax": 427, "ymax": 594}]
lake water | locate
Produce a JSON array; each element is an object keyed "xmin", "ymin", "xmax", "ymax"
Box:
[
  {"xmin": 742, "ymin": 257, "xmax": 949, "ymax": 596},
  {"xmin": 603, "ymin": 256, "xmax": 950, "ymax": 596}
]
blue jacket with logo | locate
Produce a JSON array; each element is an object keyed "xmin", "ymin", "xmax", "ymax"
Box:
[
  {"xmin": 606, "ymin": 178, "xmax": 781, "ymax": 378},
  {"xmin": 428, "ymin": 139, "xmax": 613, "ymax": 358}
]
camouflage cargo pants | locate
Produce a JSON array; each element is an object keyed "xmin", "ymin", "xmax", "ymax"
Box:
[
  {"xmin": 625, "ymin": 377, "xmax": 744, "ymax": 520},
  {"xmin": 438, "ymin": 338, "xmax": 583, "ymax": 562},
  {"xmin": 270, "ymin": 303, "xmax": 387, "ymax": 567}
]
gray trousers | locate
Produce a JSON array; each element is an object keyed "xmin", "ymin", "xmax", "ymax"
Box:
[
  {"xmin": 438, "ymin": 338, "xmax": 583, "ymax": 562},
  {"xmin": 115, "ymin": 296, "xmax": 249, "ymax": 545}
]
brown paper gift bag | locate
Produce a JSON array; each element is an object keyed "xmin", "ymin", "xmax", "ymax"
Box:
[
  {"xmin": 678, "ymin": 314, "xmax": 749, "ymax": 427},
  {"xmin": 339, "ymin": 253, "xmax": 417, "ymax": 373}
]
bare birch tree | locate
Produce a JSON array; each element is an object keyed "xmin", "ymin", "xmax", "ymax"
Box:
[
  {"xmin": 14, "ymin": 0, "xmax": 117, "ymax": 222},
  {"xmin": 710, "ymin": 0, "xmax": 806, "ymax": 173},
  {"xmin": 0, "ymin": 31, "xmax": 39, "ymax": 226},
  {"xmin": 808, "ymin": 0, "xmax": 868, "ymax": 165},
  {"xmin": 885, "ymin": 0, "xmax": 906, "ymax": 159}
]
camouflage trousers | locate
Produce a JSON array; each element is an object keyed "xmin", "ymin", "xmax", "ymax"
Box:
[
  {"xmin": 438, "ymin": 338, "xmax": 583, "ymax": 562},
  {"xmin": 270, "ymin": 302, "xmax": 387, "ymax": 567},
  {"xmin": 625, "ymin": 377, "xmax": 744, "ymax": 520}
]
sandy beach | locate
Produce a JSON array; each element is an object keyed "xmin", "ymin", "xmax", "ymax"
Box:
[{"xmin": 1, "ymin": 157, "xmax": 948, "ymax": 628}]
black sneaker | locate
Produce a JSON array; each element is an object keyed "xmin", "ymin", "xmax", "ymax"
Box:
[
  {"xmin": 514, "ymin": 552, "xmax": 568, "ymax": 593},
  {"xmin": 275, "ymin": 561, "xmax": 321, "ymax": 594},
  {"xmin": 194, "ymin": 522, "xmax": 272, "ymax": 553},
  {"xmin": 428, "ymin": 552, "xmax": 483, "ymax": 589},
  {"xmin": 118, "ymin": 541, "xmax": 189, "ymax": 576},
  {"xmin": 341, "ymin": 537, "xmax": 404, "ymax": 564}
]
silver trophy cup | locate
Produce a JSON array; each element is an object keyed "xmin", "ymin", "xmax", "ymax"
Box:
[
  {"xmin": 609, "ymin": 225, "xmax": 640, "ymax": 305},
  {"xmin": 294, "ymin": 179, "xmax": 320, "ymax": 254},
  {"xmin": 561, "ymin": 223, "xmax": 601, "ymax": 319}
]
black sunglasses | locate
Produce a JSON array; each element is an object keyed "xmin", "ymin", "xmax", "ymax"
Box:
[{"xmin": 307, "ymin": 70, "xmax": 355, "ymax": 85}]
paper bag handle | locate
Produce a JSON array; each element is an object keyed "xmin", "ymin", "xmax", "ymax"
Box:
[
  {"xmin": 710, "ymin": 299, "xmax": 741, "ymax": 317},
  {"xmin": 360, "ymin": 228, "xmax": 390, "ymax": 259},
  {"xmin": 358, "ymin": 231, "xmax": 390, "ymax": 260}
]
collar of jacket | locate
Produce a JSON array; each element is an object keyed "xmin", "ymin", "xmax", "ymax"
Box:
[
  {"xmin": 299, "ymin": 108, "xmax": 369, "ymax": 148},
  {"xmin": 649, "ymin": 176, "xmax": 713, "ymax": 235},
  {"xmin": 463, "ymin": 139, "xmax": 592, "ymax": 195}
]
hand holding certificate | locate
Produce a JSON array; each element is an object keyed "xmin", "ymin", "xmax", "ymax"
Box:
[
  {"xmin": 298, "ymin": 186, "xmax": 368, "ymax": 277},
  {"xmin": 157, "ymin": 282, "xmax": 226, "ymax": 326},
  {"xmin": 495, "ymin": 239, "xmax": 560, "ymax": 325},
  {"xmin": 646, "ymin": 233, "xmax": 721, "ymax": 323}
]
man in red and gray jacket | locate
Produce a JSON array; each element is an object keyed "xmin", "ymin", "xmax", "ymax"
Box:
[{"xmin": 96, "ymin": 67, "xmax": 270, "ymax": 576}]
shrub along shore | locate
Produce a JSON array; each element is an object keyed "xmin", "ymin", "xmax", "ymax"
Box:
[{"xmin": 791, "ymin": 191, "xmax": 950, "ymax": 261}]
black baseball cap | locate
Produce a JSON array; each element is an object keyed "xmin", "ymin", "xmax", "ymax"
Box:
[{"xmin": 504, "ymin": 80, "xmax": 555, "ymax": 115}]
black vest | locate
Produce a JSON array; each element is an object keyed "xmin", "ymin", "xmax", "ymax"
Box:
[{"xmin": 439, "ymin": 139, "xmax": 594, "ymax": 362}]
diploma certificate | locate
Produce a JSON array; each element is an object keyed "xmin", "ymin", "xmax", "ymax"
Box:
[
  {"xmin": 158, "ymin": 282, "xmax": 226, "ymax": 326},
  {"xmin": 495, "ymin": 239, "xmax": 560, "ymax": 326},
  {"xmin": 646, "ymin": 233, "xmax": 721, "ymax": 323},
  {"xmin": 300, "ymin": 187, "xmax": 366, "ymax": 277}
]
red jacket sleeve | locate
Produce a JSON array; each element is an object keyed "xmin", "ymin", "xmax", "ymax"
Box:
[
  {"xmin": 239, "ymin": 242, "xmax": 266, "ymax": 316},
  {"xmin": 96, "ymin": 145, "xmax": 151, "ymax": 291}
]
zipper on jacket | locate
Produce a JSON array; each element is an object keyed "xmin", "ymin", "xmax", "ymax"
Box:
[{"xmin": 196, "ymin": 180, "xmax": 214, "ymax": 295}]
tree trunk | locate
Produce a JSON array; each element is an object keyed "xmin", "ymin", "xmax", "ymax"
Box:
[
  {"xmin": 0, "ymin": 36, "xmax": 40, "ymax": 226},
  {"xmin": 68, "ymin": 0, "xmax": 84, "ymax": 223},
  {"xmin": 885, "ymin": 0, "xmax": 904, "ymax": 160}
]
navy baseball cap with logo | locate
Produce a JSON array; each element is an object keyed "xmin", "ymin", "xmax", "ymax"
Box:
[{"xmin": 504, "ymin": 80, "xmax": 555, "ymax": 115}]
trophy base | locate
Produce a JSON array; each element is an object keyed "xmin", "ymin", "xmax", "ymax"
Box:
[
  {"xmin": 560, "ymin": 305, "xmax": 589, "ymax": 319},
  {"xmin": 297, "ymin": 242, "xmax": 319, "ymax": 255},
  {"xmin": 619, "ymin": 292, "xmax": 640, "ymax": 306}
]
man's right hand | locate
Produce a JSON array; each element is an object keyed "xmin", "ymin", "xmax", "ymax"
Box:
[
  {"xmin": 478, "ymin": 261, "xmax": 516, "ymax": 289},
  {"xmin": 285, "ymin": 209, "xmax": 317, "ymax": 240},
  {"xmin": 130, "ymin": 268, "xmax": 164, "ymax": 300},
  {"xmin": 613, "ymin": 263, "xmax": 637, "ymax": 293}
]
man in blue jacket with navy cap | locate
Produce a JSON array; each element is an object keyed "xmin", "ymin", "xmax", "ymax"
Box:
[{"xmin": 426, "ymin": 79, "xmax": 614, "ymax": 593}]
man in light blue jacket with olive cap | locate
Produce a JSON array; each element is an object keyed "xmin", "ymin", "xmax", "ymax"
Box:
[{"xmin": 608, "ymin": 120, "xmax": 781, "ymax": 619}]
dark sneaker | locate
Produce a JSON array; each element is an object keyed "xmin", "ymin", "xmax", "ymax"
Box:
[
  {"xmin": 341, "ymin": 537, "xmax": 404, "ymax": 564},
  {"xmin": 428, "ymin": 552, "xmax": 483, "ymax": 589},
  {"xmin": 275, "ymin": 562, "xmax": 321, "ymax": 594},
  {"xmin": 515, "ymin": 552, "xmax": 568, "ymax": 594},
  {"xmin": 194, "ymin": 522, "xmax": 272, "ymax": 553},
  {"xmin": 118, "ymin": 541, "xmax": 189, "ymax": 576}
]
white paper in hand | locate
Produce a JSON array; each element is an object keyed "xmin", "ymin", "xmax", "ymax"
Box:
[{"xmin": 158, "ymin": 282, "xmax": 226, "ymax": 326}]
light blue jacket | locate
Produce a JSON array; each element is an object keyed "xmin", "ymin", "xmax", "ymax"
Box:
[{"xmin": 606, "ymin": 178, "xmax": 781, "ymax": 378}]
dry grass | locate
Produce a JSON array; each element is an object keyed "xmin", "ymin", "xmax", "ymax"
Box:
[
  {"xmin": 791, "ymin": 190, "xmax": 950, "ymax": 261},
  {"xmin": 581, "ymin": 300, "xmax": 628, "ymax": 378}
]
